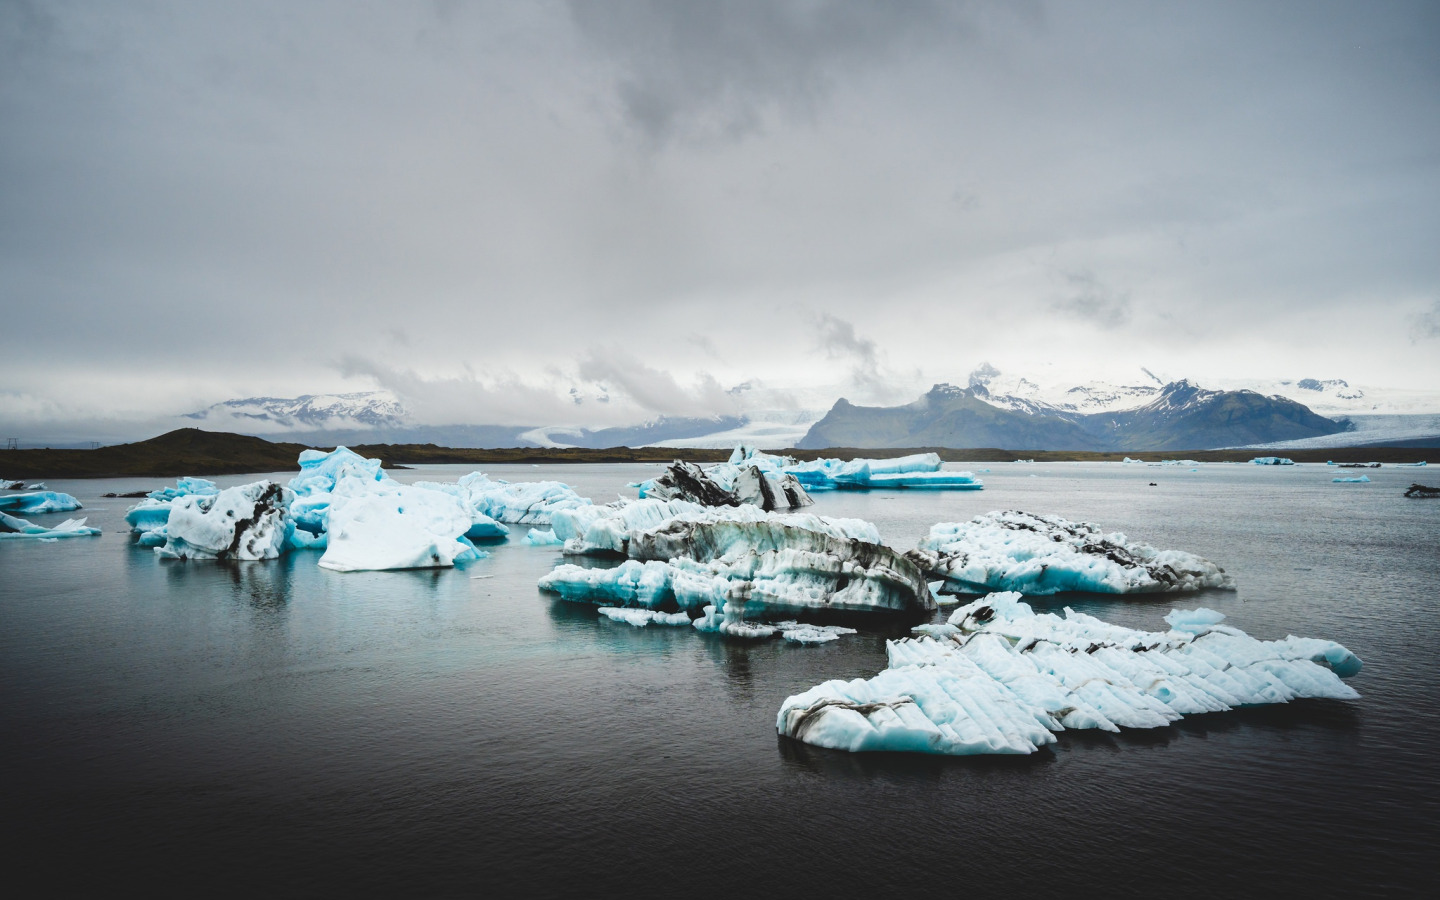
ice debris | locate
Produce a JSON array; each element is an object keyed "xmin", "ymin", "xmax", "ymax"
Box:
[
  {"xmin": 0, "ymin": 512, "xmax": 101, "ymax": 540},
  {"xmin": 905, "ymin": 510, "xmax": 1235, "ymax": 595},
  {"xmin": 777, "ymin": 593, "xmax": 1361, "ymax": 755},
  {"xmin": 0, "ymin": 491, "xmax": 83, "ymax": 515}
]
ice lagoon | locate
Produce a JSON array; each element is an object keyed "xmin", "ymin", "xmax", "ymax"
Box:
[{"xmin": 2, "ymin": 459, "xmax": 1436, "ymax": 895}]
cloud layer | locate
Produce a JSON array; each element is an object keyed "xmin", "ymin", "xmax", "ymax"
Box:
[{"xmin": 2, "ymin": 1, "xmax": 1437, "ymax": 439}]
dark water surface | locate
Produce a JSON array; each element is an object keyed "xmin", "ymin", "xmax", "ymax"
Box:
[{"xmin": 3, "ymin": 462, "xmax": 1436, "ymax": 896}]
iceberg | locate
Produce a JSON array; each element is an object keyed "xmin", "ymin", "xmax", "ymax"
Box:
[
  {"xmin": 318, "ymin": 482, "xmax": 482, "ymax": 572},
  {"xmin": 539, "ymin": 504, "xmax": 934, "ymax": 631},
  {"xmin": 2, "ymin": 479, "xmax": 25, "ymax": 490},
  {"xmin": 597, "ymin": 606, "xmax": 694, "ymax": 627},
  {"xmin": 1251, "ymin": 457, "xmax": 1295, "ymax": 466},
  {"xmin": 639, "ymin": 458, "xmax": 813, "ymax": 511},
  {"xmin": 905, "ymin": 510, "xmax": 1235, "ymax": 595},
  {"xmin": 125, "ymin": 477, "xmax": 220, "ymax": 537},
  {"xmin": 450, "ymin": 472, "xmax": 591, "ymax": 526},
  {"xmin": 1332, "ymin": 476, "xmax": 1370, "ymax": 483},
  {"xmin": 777, "ymin": 593, "xmax": 1361, "ymax": 756},
  {"xmin": 157, "ymin": 481, "xmax": 294, "ymax": 560},
  {"xmin": 0, "ymin": 491, "xmax": 83, "ymax": 515},
  {"xmin": 1405, "ymin": 483, "xmax": 1439, "ymax": 498},
  {"xmin": 0, "ymin": 512, "xmax": 101, "ymax": 540},
  {"xmin": 524, "ymin": 528, "xmax": 564, "ymax": 546},
  {"xmin": 785, "ymin": 452, "xmax": 982, "ymax": 491}
]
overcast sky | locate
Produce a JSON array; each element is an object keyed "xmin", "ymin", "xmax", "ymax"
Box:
[{"xmin": 3, "ymin": 0, "xmax": 1438, "ymax": 436}]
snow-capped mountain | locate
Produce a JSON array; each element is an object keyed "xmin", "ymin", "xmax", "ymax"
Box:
[{"xmin": 184, "ymin": 392, "xmax": 407, "ymax": 432}]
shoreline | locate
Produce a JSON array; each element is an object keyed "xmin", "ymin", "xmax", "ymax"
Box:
[{"xmin": 0, "ymin": 427, "xmax": 1430, "ymax": 479}]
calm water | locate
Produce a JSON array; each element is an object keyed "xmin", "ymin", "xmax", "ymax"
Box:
[{"xmin": 2, "ymin": 462, "xmax": 1436, "ymax": 896}]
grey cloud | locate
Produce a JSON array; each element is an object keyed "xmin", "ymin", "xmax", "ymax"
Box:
[
  {"xmin": 814, "ymin": 312, "xmax": 884, "ymax": 389},
  {"xmin": 567, "ymin": 0, "xmax": 984, "ymax": 146},
  {"xmin": 1051, "ymin": 270, "xmax": 1131, "ymax": 329},
  {"xmin": 1412, "ymin": 300, "xmax": 1440, "ymax": 341},
  {"xmin": 575, "ymin": 347, "xmax": 739, "ymax": 418}
]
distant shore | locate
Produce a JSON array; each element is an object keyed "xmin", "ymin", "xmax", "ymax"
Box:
[{"xmin": 0, "ymin": 427, "xmax": 1430, "ymax": 480}]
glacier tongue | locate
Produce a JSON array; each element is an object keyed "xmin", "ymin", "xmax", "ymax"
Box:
[
  {"xmin": 906, "ymin": 510, "xmax": 1236, "ymax": 595},
  {"xmin": 777, "ymin": 593, "xmax": 1362, "ymax": 755}
]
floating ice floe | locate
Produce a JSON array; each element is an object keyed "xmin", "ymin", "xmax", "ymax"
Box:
[
  {"xmin": 0, "ymin": 491, "xmax": 83, "ymax": 515},
  {"xmin": 539, "ymin": 502, "xmax": 933, "ymax": 638},
  {"xmin": 524, "ymin": 528, "xmax": 564, "ymax": 546},
  {"xmin": 786, "ymin": 452, "xmax": 983, "ymax": 491},
  {"xmin": 1332, "ymin": 476, "xmax": 1371, "ymax": 483},
  {"xmin": 1251, "ymin": 457, "xmax": 1295, "ymax": 466},
  {"xmin": 157, "ymin": 481, "xmax": 295, "ymax": 560},
  {"xmin": 905, "ymin": 510, "xmax": 1235, "ymax": 595},
  {"xmin": 777, "ymin": 593, "xmax": 1361, "ymax": 755},
  {"xmin": 0, "ymin": 512, "xmax": 101, "ymax": 540}
]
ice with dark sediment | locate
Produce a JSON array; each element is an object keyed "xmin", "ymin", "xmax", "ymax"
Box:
[
  {"xmin": 638, "ymin": 457, "xmax": 813, "ymax": 511},
  {"xmin": 777, "ymin": 593, "xmax": 1361, "ymax": 755},
  {"xmin": 905, "ymin": 510, "xmax": 1235, "ymax": 595},
  {"xmin": 0, "ymin": 491, "xmax": 84, "ymax": 515},
  {"xmin": 1250, "ymin": 457, "xmax": 1295, "ymax": 466},
  {"xmin": 156, "ymin": 481, "xmax": 295, "ymax": 560},
  {"xmin": 539, "ymin": 501, "xmax": 933, "ymax": 638},
  {"xmin": 0, "ymin": 511, "xmax": 101, "ymax": 540}
]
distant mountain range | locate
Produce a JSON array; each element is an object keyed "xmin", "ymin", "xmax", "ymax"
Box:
[
  {"xmin": 797, "ymin": 380, "xmax": 1347, "ymax": 451},
  {"xmin": 185, "ymin": 366, "xmax": 1440, "ymax": 450}
]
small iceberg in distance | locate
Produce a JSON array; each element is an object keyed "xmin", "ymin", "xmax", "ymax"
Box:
[
  {"xmin": 0, "ymin": 512, "xmax": 101, "ymax": 540},
  {"xmin": 905, "ymin": 510, "xmax": 1235, "ymax": 595},
  {"xmin": 777, "ymin": 594, "xmax": 1362, "ymax": 756},
  {"xmin": 1251, "ymin": 457, "xmax": 1295, "ymax": 466},
  {"xmin": 1332, "ymin": 475, "xmax": 1371, "ymax": 483}
]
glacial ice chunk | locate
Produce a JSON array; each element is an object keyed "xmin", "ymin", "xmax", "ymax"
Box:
[
  {"xmin": 778, "ymin": 594, "xmax": 1361, "ymax": 755},
  {"xmin": 638, "ymin": 458, "xmax": 814, "ymax": 511},
  {"xmin": 0, "ymin": 512, "xmax": 101, "ymax": 540},
  {"xmin": 0, "ymin": 491, "xmax": 83, "ymax": 515},
  {"xmin": 318, "ymin": 483, "xmax": 481, "ymax": 572},
  {"xmin": 524, "ymin": 528, "xmax": 564, "ymax": 546},
  {"xmin": 906, "ymin": 510, "xmax": 1236, "ymax": 595},
  {"xmin": 452, "ymin": 472, "xmax": 591, "ymax": 525},
  {"xmin": 157, "ymin": 481, "xmax": 294, "ymax": 560},
  {"xmin": 1251, "ymin": 457, "xmax": 1295, "ymax": 466},
  {"xmin": 597, "ymin": 606, "xmax": 694, "ymax": 627},
  {"xmin": 539, "ymin": 505, "xmax": 934, "ymax": 634},
  {"xmin": 1332, "ymin": 476, "xmax": 1370, "ymax": 483}
]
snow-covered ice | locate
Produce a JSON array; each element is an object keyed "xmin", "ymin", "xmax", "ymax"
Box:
[
  {"xmin": 777, "ymin": 593, "xmax": 1361, "ymax": 755},
  {"xmin": 318, "ymin": 482, "xmax": 482, "ymax": 572},
  {"xmin": 0, "ymin": 512, "xmax": 101, "ymax": 540},
  {"xmin": 906, "ymin": 510, "xmax": 1235, "ymax": 595}
]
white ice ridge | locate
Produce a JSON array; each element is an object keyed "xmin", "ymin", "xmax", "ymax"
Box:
[
  {"xmin": 0, "ymin": 511, "xmax": 101, "ymax": 540},
  {"xmin": 157, "ymin": 481, "xmax": 295, "ymax": 560},
  {"xmin": 777, "ymin": 593, "xmax": 1362, "ymax": 756},
  {"xmin": 906, "ymin": 510, "xmax": 1236, "ymax": 595},
  {"xmin": 538, "ymin": 502, "xmax": 933, "ymax": 634},
  {"xmin": 0, "ymin": 490, "xmax": 84, "ymax": 515}
]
